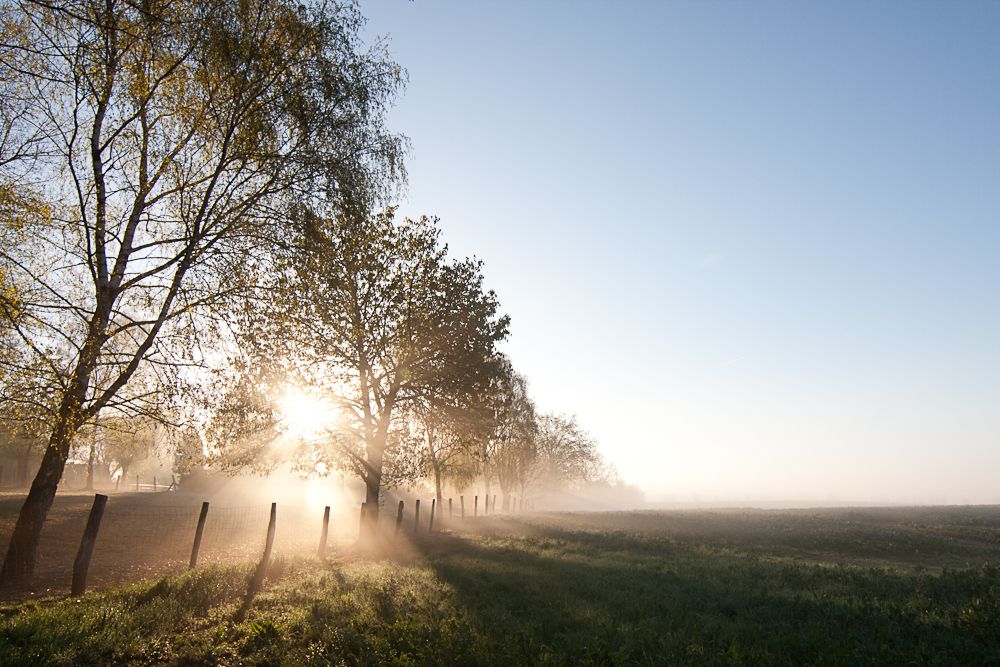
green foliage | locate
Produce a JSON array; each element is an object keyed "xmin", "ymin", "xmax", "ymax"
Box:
[
  {"xmin": 237, "ymin": 207, "xmax": 509, "ymax": 500},
  {"xmin": 1, "ymin": 510, "xmax": 998, "ymax": 666}
]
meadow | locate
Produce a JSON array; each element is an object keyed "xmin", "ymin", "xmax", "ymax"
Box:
[{"xmin": 0, "ymin": 499, "xmax": 998, "ymax": 666}]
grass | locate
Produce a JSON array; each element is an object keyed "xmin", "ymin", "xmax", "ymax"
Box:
[{"xmin": 0, "ymin": 507, "xmax": 998, "ymax": 666}]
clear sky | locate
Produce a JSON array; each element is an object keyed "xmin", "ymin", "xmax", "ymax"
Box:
[{"xmin": 358, "ymin": 0, "xmax": 1000, "ymax": 505}]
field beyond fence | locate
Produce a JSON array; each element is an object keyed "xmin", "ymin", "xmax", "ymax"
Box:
[{"xmin": 0, "ymin": 498, "xmax": 999, "ymax": 665}]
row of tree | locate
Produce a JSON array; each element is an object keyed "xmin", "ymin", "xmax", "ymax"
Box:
[
  {"xmin": 0, "ymin": 0, "xmax": 633, "ymax": 588},
  {"xmin": 0, "ymin": 415, "xmax": 178, "ymax": 490}
]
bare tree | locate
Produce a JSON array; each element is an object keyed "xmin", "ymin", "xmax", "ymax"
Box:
[
  {"xmin": 0, "ymin": 0, "xmax": 406, "ymax": 587},
  {"xmin": 525, "ymin": 412, "xmax": 603, "ymax": 506}
]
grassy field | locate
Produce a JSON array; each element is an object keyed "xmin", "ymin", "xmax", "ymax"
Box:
[{"xmin": 0, "ymin": 502, "xmax": 998, "ymax": 666}]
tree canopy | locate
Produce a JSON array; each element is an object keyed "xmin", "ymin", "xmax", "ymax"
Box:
[
  {"xmin": 0, "ymin": 0, "xmax": 407, "ymax": 586},
  {"xmin": 241, "ymin": 207, "xmax": 508, "ymax": 536}
]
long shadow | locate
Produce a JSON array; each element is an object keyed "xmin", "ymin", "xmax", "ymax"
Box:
[{"xmin": 413, "ymin": 527, "xmax": 1000, "ymax": 665}]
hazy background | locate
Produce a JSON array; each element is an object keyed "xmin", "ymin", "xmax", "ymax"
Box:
[{"xmin": 358, "ymin": 0, "xmax": 999, "ymax": 505}]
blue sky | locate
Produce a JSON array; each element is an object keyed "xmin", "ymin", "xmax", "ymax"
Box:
[{"xmin": 358, "ymin": 0, "xmax": 999, "ymax": 504}]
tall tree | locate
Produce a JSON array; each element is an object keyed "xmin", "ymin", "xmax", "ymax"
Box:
[
  {"xmin": 255, "ymin": 208, "xmax": 508, "ymax": 539},
  {"xmin": 526, "ymin": 412, "xmax": 603, "ymax": 505},
  {"xmin": 408, "ymin": 398, "xmax": 483, "ymax": 507},
  {"xmin": 482, "ymin": 357, "xmax": 537, "ymax": 511},
  {"xmin": 0, "ymin": 0, "xmax": 406, "ymax": 587}
]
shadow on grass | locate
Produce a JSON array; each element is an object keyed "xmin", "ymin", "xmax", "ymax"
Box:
[{"xmin": 414, "ymin": 527, "xmax": 1000, "ymax": 666}]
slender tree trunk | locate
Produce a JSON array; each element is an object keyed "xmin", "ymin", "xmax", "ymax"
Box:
[
  {"xmin": 500, "ymin": 475, "xmax": 510, "ymax": 512},
  {"xmin": 85, "ymin": 433, "xmax": 96, "ymax": 491},
  {"xmin": 0, "ymin": 420, "xmax": 83, "ymax": 587},
  {"xmin": 434, "ymin": 463, "xmax": 443, "ymax": 506},
  {"xmin": 0, "ymin": 341, "xmax": 97, "ymax": 588},
  {"xmin": 15, "ymin": 453, "xmax": 29, "ymax": 488},
  {"xmin": 361, "ymin": 439, "xmax": 384, "ymax": 542}
]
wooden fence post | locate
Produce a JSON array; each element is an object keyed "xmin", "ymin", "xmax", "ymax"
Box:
[
  {"xmin": 474, "ymin": 495, "xmax": 478, "ymax": 517},
  {"xmin": 153, "ymin": 477, "xmax": 156, "ymax": 491},
  {"xmin": 413, "ymin": 499, "xmax": 420, "ymax": 536},
  {"xmin": 485, "ymin": 494, "xmax": 489, "ymax": 515},
  {"xmin": 493, "ymin": 495, "xmax": 497, "ymax": 513},
  {"xmin": 318, "ymin": 506, "xmax": 330, "ymax": 559},
  {"xmin": 247, "ymin": 503, "xmax": 277, "ymax": 595},
  {"xmin": 449, "ymin": 498, "xmax": 453, "ymax": 517},
  {"xmin": 189, "ymin": 501, "xmax": 210, "ymax": 569},
  {"xmin": 135, "ymin": 474, "xmax": 139, "ymax": 491},
  {"xmin": 71, "ymin": 494, "xmax": 108, "ymax": 596},
  {"xmin": 394, "ymin": 500, "xmax": 404, "ymax": 540},
  {"xmin": 429, "ymin": 498, "xmax": 436, "ymax": 532},
  {"xmin": 460, "ymin": 495, "xmax": 465, "ymax": 518}
]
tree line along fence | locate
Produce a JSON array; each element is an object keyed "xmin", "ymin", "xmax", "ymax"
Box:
[
  {"xmin": 30, "ymin": 491, "xmax": 537, "ymax": 597},
  {"xmin": 0, "ymin": 467, "xmax": 177, "ymax": 492}
]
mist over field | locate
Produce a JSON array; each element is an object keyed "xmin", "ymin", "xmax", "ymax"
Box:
[
  {"xmin": 0, "ymin": 1, "xmax": 997, "ymax": 663},
  {"xmin": 357, "ymin": 0, "xmax": 999, "ymax": 510}
]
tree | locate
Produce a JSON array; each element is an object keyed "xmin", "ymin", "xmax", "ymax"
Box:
[
  {"xmin": 527, "ymin": 412, "xmax": 603, "ymax": 505},
  {"xmin": 481, "ymin": 357, "xmax": 537, "ymax": 511},
  {"xmin": 0, "ymin": 355, "xmax": 60, "ymax": 487},
  {"xmin": 407, "ymin": 398, "xmax": 483, "ymax": 507},
  {"xmin": 0, "ymin": 0, "xmax": 406, "ymax": 587},
  {"xmin": 0, "ymin": 420, "xmax": 46, "ymax": 487},
  {"xmin": 255, "ymin": 208, "xmax": 507, "ymax": 539}
]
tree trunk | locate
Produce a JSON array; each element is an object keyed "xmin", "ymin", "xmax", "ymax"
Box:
[
  {"xmin": 363, "ymin": 472, "xmax": 379, "ymax": 539},
  {"xmin": 361, "ymin": 441, "xmax": 383, "ymax": 543},
  {"xmin": 434, "ymin": 464, "xmax": 443, "ymax": 506},
  {"xmin": 15, "ymin": 453, "xmax": 29, "ymax": 488},
  {"xmin": 497, "ymin": 473, "xmax": 510, "ymax": 511},
  {"xmin": 1, "ymin": 347, "xmax": 95, "ymax": 588},
  {"xmin": 85, "ymin": 434, "xmax": 96, "ymax": 491},
  {"xmin": 0, "ymin": 421, "xmax": 79, "ymax": 588}
]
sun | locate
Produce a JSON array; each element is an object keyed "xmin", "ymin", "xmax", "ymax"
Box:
[{"xmin": 281, "ymin": 389, "xmax": 333, "ymax": 433}]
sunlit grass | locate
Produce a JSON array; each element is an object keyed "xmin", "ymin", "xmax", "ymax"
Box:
[{"xmin": 1, "ymin": 508, "xmax": 998, "ymax": 666}]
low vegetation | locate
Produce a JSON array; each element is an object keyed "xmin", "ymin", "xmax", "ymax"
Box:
[{"xmin": 1, "ymin": 508, "xmax": 998, "ymax": 666}]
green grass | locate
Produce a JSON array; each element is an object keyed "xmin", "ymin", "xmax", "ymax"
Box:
[{"xmin": 1, "ymin": 508, "xmax": 998, "ymax": 666}]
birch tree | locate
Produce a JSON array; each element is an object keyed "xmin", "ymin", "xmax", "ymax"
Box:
[{"xmin": 0, "ymin": 0, "xmax": 406, "ymax": 587}]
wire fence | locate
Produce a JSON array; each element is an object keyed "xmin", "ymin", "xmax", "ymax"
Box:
[
  {"xmin": 0, "ymin": 495, "xmax": 361, "ymax": 597},
  {"xmin": 0, "ymin": 489, "xmax": 537, "ymax": 598},
  {"xmin": 87, "ymin": 502, "xmax": 360, "ymax": 579}
]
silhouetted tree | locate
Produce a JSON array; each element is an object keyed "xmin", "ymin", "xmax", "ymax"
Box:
[{"xmin": 253, "ymin": 209, "xmax": 507, "ymax": 540}]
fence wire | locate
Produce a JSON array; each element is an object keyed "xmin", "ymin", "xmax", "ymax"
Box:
[
  {"xmin": 0, "ymin": 492, "xmax": 465, "ymax": 597},
  {"xmin": 82, "ymin": 502, "xmax": 359, "ymax": 587}
]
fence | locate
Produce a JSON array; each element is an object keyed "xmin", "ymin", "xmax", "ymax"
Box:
[{"xmin": 0, "ymin": 489, "xmax": 538, "ymax": 598}]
